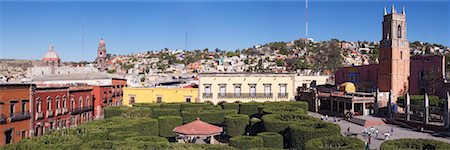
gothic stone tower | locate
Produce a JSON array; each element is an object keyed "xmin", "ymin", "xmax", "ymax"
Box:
[
  {"xmin": 378, "ymin": 5, "xmax": 410, "ymax": 101},
  {"xmin": 96, "ymin": 39, "xmax": 107, "ymax": 71}
]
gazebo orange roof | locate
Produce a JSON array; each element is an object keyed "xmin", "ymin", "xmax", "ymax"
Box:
[{"xmin": 173, "ymin": 118, "xmax": 222, "ymax": 136}]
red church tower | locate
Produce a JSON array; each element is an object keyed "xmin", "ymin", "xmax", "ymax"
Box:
[
  {"xmin": 96, "ymin": 39, "xmax": 107, "ymax": 71},
  {"xmin": 377, "ymin": 5, "xmax": 410, "ymax": 100}
]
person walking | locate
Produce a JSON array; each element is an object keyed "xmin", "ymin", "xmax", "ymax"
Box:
[
  {"xmin": 390, "ymin": 127, "xmax": 394, "ymax": 133},
  {"xmin": 347, "ymin": 127, "xmax": 350, "ymax": 133},
  {"xmin": 375, "ymin": 129, "xmax": 379, "ymax": 138}
]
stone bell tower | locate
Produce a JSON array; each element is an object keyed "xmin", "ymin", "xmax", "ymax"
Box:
[
  {"xmin": 377, "ymin": 5, "xmax": 410, "ymax": 102},
  {"xmin": 96, "ymin": 39, "xmax": 107, "ymax": 71}
]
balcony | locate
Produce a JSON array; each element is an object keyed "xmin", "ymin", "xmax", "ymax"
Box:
[
  {"xmin": 278, "ymin": 93, "xmax": 289, "ymax": 99},
  {"xmin": 202, "ymin": 93, "xmax": 212, "ymax": 98},
  {"xmin": 36, "ymin": 112, "xmax": 44, "ymax": 120},
  {"xmin": 0, "ymin": 114, "xmax": 6, "ymax": 124},
  {"xmin": 46, "ymin": 110, "xmax": 54, "ymax": 118},
  {"xmin": 70, "ymin": 106, "xmax": 94, "ymax": 115},
  {"xmin": 55, "ymin": 109, "xmax": 62, "ymax": 116},
  {"xmin": 217, "ymin": 93, "xmax": 273, "ymax": 99},
  {"xmin": 10, "ymin": 111, "xmax": 31, "ymax": 122}
]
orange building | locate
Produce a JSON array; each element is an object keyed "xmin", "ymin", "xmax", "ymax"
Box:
[{"xmin": 0, "ymin": 84, "xmax": 33, "ymax": 145}]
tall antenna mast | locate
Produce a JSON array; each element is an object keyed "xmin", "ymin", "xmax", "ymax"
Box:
[
  {"xmin": 82, "ymin": 17, "xmax": 85, "ymax": 61},
  {"xmin": 305, "ymin": 0, "xmax": 308, "ymax": 38}
]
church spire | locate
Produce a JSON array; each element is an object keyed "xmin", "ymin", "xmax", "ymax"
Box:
[
  {"xmin": 402, "ymin": 6, "xmax": 406, "ymax": 15},
  {"xmin": 391, "ymin": 4, "xmax": 396, "ymax": 14},
  {"xmin": 384, "ymin": 7, "xmax": 387, "ymax": 15}
]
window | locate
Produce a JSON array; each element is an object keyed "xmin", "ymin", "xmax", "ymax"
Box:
[
  {"xmin": 205, "ymin": 85, "xmax": 211, "ymax": 94},
  {"xmin": 37, "ymin": 101, "xmax": 42, "ymax": 112},
  {"xmin": 71, "ymin": 98, "xmax": 75, "ymax": 110},
  {"xmin": 264, "ymin": 84, "xmax": 272, "ymax": 96},
  {"xmin": 79, "ymin": 97, "xmax": 83, "ymax": 108},
  {"xmin": 219, "ymin": 84, "xmax": 226, "ymax": 97},
  {"xmin": 400, "ymin": 51, "xmax": 403, "ymax": 60},
  {"xmin": 63, "ymin": 96, "xmax": 67, "ymax": 108},
  {"xmin": 47, "ymin": 97, "xmax": 52, "ymax": 110},
  {"xmin": 10, "ymin": 103, "xmax": 15, "ymax": 115},
  {"xmin": 185, "ymin": 97, "xmax": 191, "ymax": 103},
  {"xmin": 156, "ymin": 96, "xmax": 162, "ymax": 103},
  {"xmin": 279, "ymin": 84, "xmax": 287, "ymax": 96},
  {"xmin": 21, "ymin": 102, "xmax": 26, "ymax": 113},
  {"xmin": 86, "ymin": 97, "xmax": 90, "ymax": 107},
  {"xmin": 129, "ymin": 96, "xmax": 136, "ymax": 104},
  {"xmin": 234, "ymin": 84, "xmax": 241, "ymax": 96},
  {"xmin": 249, "ymin": 84, "xmax": 256, "ymax": 97},
  {"xmin": 56, "ymin": 96, "xmax": 61, "ymax": 109},
  {"xmin": 397, "ymin": 25, "xmax": 402, "ymax": 38},
  {"xmin": 21, "ymin": 130, "xmax": 26, "ymax": 139}
]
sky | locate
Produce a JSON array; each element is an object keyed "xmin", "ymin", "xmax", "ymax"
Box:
[{"xmin": 0, "ymin": 0, "xmax": 449, "ymax": 61}]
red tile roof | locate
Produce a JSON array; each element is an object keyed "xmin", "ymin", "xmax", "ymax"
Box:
[{"xmin": 173, "ymin": 118, "xmax": 222, "ymax": 136}]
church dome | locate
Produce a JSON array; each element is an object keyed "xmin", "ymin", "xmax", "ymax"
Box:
[{"xmin": 42, "ymin": 45, "xmax": 61, "ymax": 61}]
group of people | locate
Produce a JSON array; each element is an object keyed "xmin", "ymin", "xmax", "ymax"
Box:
[{"xmin": 320, "ymin": 115, "xmax": 341, "ymax": 123}]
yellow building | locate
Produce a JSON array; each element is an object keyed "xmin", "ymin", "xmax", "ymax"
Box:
[
  {"xmin": 123, "ymin": 87, "xmax": 198, "ymax": 106},
  {"xmin": 199, "ymin": 73, "xmax": 296, "ymax": 104}
]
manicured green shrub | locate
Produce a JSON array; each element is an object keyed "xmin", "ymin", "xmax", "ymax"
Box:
[
  {"xmin": 225, "ymin": 114, "xmax": 250, "ymax": 137},
  {"xmin": 257, "ymin": 132, "xmax": 284, "ymax": 149},
  {"xmin": 104, "ymin": 106, "xmax": 129, "ymax": 118},
  {"xmin": 182, "ymin": 109, "xmax": 238, "ymax": 124},
  {"xmin": 153, "ymin": 108, "xmax": 181, "ymax": 118},
  {"xmin": 398, "ymin": 95, "xmax": 442, "ymax": 107},
  {"xmin": 262, "ymin": 106, "xmax": 306, "ymax": 115},
  {"xmin": 249, "ymin": 148, "xmax": 284, "ymax": 150},
  {"xmin": 180, "ymin": 102, "xmax": 214, "ymax": 111},
  {"xmin": 123, "ymin": 107, "xmax": 153, "ymax": 118},
  {"xmin": 108, "ymin": 131, "xmax": 141, "ymax": 140},
  {"xmin": 125, "ymin": 136, "xmax": 169, "ymax": 144},
  {"xmin": 135, "ymin": 117, "xmax": 159, "ymax": 136},
  {"xmin": 249, "ymin": 117, "xmax": 264, "ymax": 135},
  {"xmin": 222, "ymin": 102, "xmax": 240, "ymax": 111},
  {"xmin": 7, "ymin": 135, "xmax": 82, "ymax": 150},
  {"xmin": 380, "ymin": 138, "xmax": 450, "ymax": 150},
  {"xmin": 79, "ymin": 140, "xmax": 121, "ymax": 150},
  {"xmin": 133, "ymin": 103, "xmax": 161, "ymax": 109},
  {"xmin": 160, "ymin": 103, "xmax": 182, "ymax": 110},
  {"xmin": 239, "ymin": 102, "xmax": 261, "ymax": 116},
  {"xmin": 289, "ymin": 122, "xmax": 341, "ymax": 149},
  {"xmin": 262, "ymin": 113, "xmax": 318, "ymax": 133},
  {"xmin": 230, "ymin": 136, "xmax": 264, "ymax": 149},
  {"xmin": 168, "ymin": 143, "xmax": 237, "ymax": 150},
  {"xmin": 305, "ymin": 136, "xmax": 365, "ymax": 150},
  {"xmin": 158, "ymin": 116, "xmax": 183, "ymax": 137}
]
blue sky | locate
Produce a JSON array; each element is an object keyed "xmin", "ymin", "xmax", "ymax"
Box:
[{"xmin": 0, "ymin": 0, "xmax": 449, "ymax": 61}]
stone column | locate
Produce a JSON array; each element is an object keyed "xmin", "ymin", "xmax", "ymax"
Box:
[
  {"xmin": 314, "ymin": 89, "xmax": 319, "ymax": 112},
  {"xmin": 363, "ymin": 102, "xmax": 366, "ymax": 116},
  {"xmin": 444, "ymin": 92, "xmax": 450, "ymax": 129},
  {"xmin": 388, "ymin": 89, "xmax": 393, "ymax": 118},
  {"xmin": 374, "ymin": 88, "xmax": 379, "ymax": 115},
  {"xmin": 330, "ymin": 99, "xmax": 333, "ymax": 112},
  {"xmin": 351, "ymin": 103, "xmax": 355, "ymax": 114},
  {"xmin": 405, "ymin": 93, "xmax": 411, "ymax": 121},
  {"xmin": 336, "ymin": 100, "xmax": 340, "ymax": 114},
  {"xmin": 423, "ymin": 93, "xmax": 429, "ymax": 125}
]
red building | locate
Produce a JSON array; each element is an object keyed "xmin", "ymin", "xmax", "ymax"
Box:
[
  {"xmin": 33, "ymin": 86, "xmax": 70, "ymax": 136},
  {"xmin": 92, "ymin": 85, "xmax": 112, "ymax": 119},
  {"xmin": 111, "ymin": 78, "xmax": 127, "ymax": 106},
  {"xmin": 0, "ymin": 84, "xmax": 33, "ymax": 145},
  {"xmin": 68, "ymin": 86, "xmax": 94, "ymax": 127}
]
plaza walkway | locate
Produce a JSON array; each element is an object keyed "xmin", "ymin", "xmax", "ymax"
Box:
[{"xmin": 308, "ymin": 112, "xmax": 450, "ymax": 150}]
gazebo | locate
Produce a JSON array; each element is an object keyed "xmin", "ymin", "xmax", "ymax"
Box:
[{"xmin": 173, "ymin": 118, "xmax": 223, "ymax": 144}]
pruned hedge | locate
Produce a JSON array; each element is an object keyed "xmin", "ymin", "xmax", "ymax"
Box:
[
  {"xmin": 380, "ymin": 138, "xmax": 450, "ymax": 150},
  {"xmin": 158, "ymin": 116, "xmax": 183, "ymax": 138},
  {"xmin": 249, "ymin": 118, "xmax": 265, "ymax": 135},
  {"xmin": 230, "ymin": 136, "xmax": 264, "ymax": 149},
  {"xmin": 262, "ymin": 106, "xmax": 306, "ymax": 115},
  {"xmin": 262, "ymin": 113, "xmax": 318, "ymax": 133},
  {"xmin": 305, "ymin": 136, "xmax": 365, "ymax": 150},
  {"xmin": 180, "ymin": 102, "xmax": 214, "ymax": 111},
  {"xmin": 182, "ymin": 108, "xmax": 238, "ymax": 124},
  {"xmin": 239, "ymin": 102, "xmax": 261, "ymax": 117},
  {"xmin": 104, "ymin": 106, "xmax": 152, "ymax": 118},
  {"xmin": 289, "ymin": 122, "xmax": 341, "ymax": 149},
  {"xmin": 153, "ymin": 108, "xmax": 181, "ymax": 118},
  {"xmin": 398, "ymin": 95, "xmax": 442, "ymax": 107},
  {"xmin": 104, "ymin": 106, "xmax": 128, "ymax": 118},
  {"xmin": 222, "ymin": 102, "xmax": 240, "ymax": 111},
  {"xmin": 108, "ymin": 131, "xmax": 141, "ymax": 141},
  {"xmin": 257, "ymin": 132, "xmax": 284, "ymax": 149},
  {"xmin": 125, "ymin": 136, "xmax": 169, "ymax": 144},
  {"xmin": 225, "ymin": 114, "xmax": 250, "ymax": 137},
  {"xmin": 132, "ymin": 103, "xmax": 161, "ymax": 109},
  {"xmin": 160, "ymin": 103, "xmax": 182, "ymax": 110},
  {"xmin": 168, "ymin": 143, "xmax": 237, "ymax": 150}
]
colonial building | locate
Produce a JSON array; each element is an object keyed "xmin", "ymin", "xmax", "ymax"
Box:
[
  {"xmin": 96, "ymin": 39, "xmax": 107, "ymax": 72},
  {"xmin": 335, "ymin": 6, "xmax": 448, "ymax": 103},
  {"xmin": 40, "ymin": 45, "xmax": 61, "ymax": 67},
  {"xmin": 198, "ymin": 73, "xmax": 295, "ymax": 104},
  {"xmin": 0, "ymin": 84, "xmax": 33, "ymax": 145},
  {"xmin": 123, "ymin": 87, "xmax": 198, "ymax": 106},
  {"xmin": 68, "ymin": 86, "xmax": 94, "ymax": 127},
  {"xmin": 33, "ymin": 86, "xmax": 70, "ymax": 136}
]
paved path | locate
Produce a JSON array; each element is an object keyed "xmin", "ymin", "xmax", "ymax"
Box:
[{"xmin": 308, "ymin": 112, "xmax": 450, "ymax": 150}]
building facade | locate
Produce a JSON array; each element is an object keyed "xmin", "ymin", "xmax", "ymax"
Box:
[
  {"xmin": 198, "ymin": 73, "xmax": 295, "ymax": 104},
  {"xmin": 123, "ymin": 87, "xmax": 198, "ymax": 106},
  {"xmin": 33, "ymin": 86, "xmax": 70, "ymax": 136},
  {"xmin": 68, "ymin": 86, "xmax": 94, "ymax": 127},
  {"xmin": 0, "ymin": 84, "xmax": 33, "ymax": 145}
]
